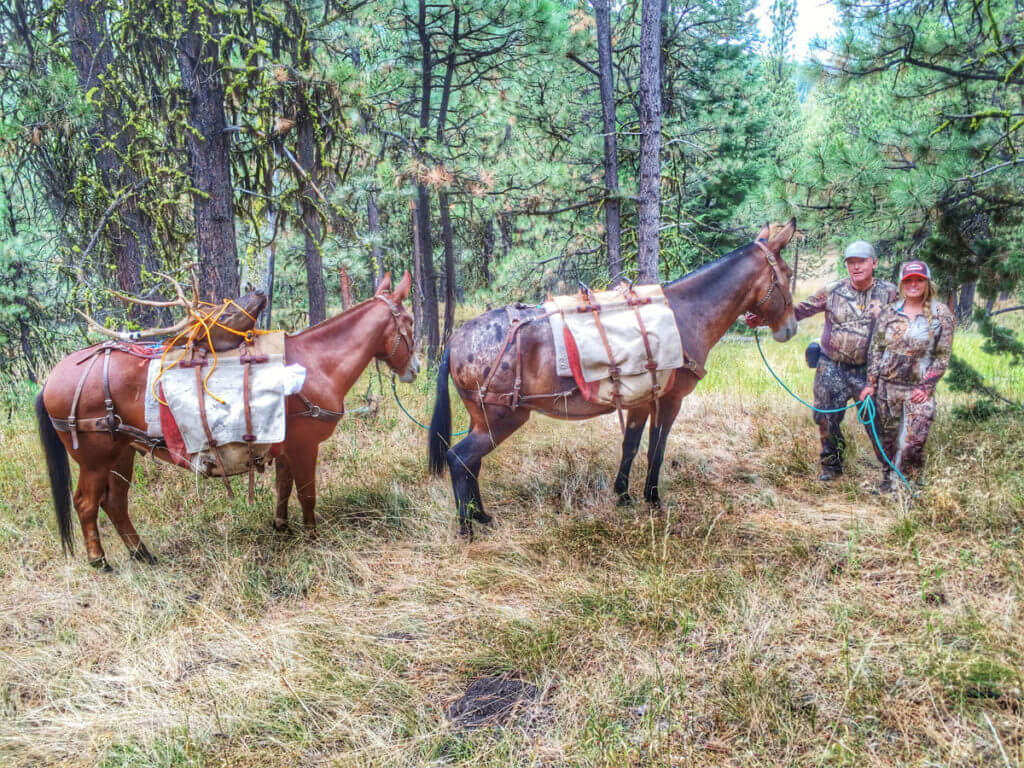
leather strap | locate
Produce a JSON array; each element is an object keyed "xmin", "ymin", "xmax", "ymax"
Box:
[
  {"xmin": 294, "ymin": 392, "xmax": 344, "ymax": 421},
  {"xmin": 479, "ymin": 307, "xmax": 524, "ymax": 407},
  {"xmin": 193, "ymin": 355, "xmax": 233, "ymax": 496},
  {"xmin": 68, "ymin": 350, "xmax": 103, "ymax": 450},
  {"xmin": 583, "ymin": 289, "xmax": 626, "ymax": 433},
  {"xmin": 626, "ymin": 287, "xmax": 661, "ymax": 424},
  {"xmin": 242, "ymin": 342, "xmax": 257, "ymax": 503}
]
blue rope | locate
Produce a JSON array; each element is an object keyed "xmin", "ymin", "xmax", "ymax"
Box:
[
  {"xmin": 753, "ymin": 330, "xmax": 915, "ymax": 494},
  {"xmin": 390, "ymin": 375, "xmax": 470, "ymax": 437}
]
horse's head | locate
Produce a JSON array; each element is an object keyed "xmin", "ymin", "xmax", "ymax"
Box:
[
  {"xmin": 746, "ymin": 219, "xmax": 798, "ymax": 342},
  {"xmin": 373, "ymin": 271, "xmax": 419, "ymax": 383}
]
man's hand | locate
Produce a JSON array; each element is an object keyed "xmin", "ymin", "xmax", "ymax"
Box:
[
  {"xmin": 744, "ymin": 312, "xmax": 762, "ymax": 328},
  {"xmin": 859, "ymin": 385, "xmax": 875, "ymax": 401},
  {"xmin": 910, "ymin": 386, "xmax": 929, "ymax": 404}
]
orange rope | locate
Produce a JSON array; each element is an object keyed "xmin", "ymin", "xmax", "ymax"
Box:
[{"xmin": 149, "ymin": 297, "xmax": 282, "ymax": 407}]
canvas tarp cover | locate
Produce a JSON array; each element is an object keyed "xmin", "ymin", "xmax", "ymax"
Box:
[
  {"xmin": 142, "ymin": 333, "xmax": 302, "ymax": 455},
  {"xmin": 543, "ymin": 285, "xmax": 683, "ymax": 406}
]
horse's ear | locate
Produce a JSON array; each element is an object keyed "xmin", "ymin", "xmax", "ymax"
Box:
[
  {"xmin": 756, "ymin": 221, "xmax": 772, "ymax": 242},
  {"xmin": 392, "ymin": 271, "xmax": 412, "ymax": 302},
  {"xmin": 376, "ymin": 272, "xmax": 392, "ymax": 294},
  {"xmin": 769, "ymin": 218, "xmax": 797, "ymax": 251}
]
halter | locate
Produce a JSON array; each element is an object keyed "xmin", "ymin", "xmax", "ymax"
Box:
[
  {"xmin": 752, "ymin": 240, "xmax": 792, "ymax": 312},
  {"xmin": 374, "ymin": 295, "xmax": 414, "ymax": 371}
]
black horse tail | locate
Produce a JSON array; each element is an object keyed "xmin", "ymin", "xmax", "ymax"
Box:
[
  {"xmin": 35, "ymin": 388, "xmax": 74, "ymax": 556},
  {"xmin": 428, "ymin": 347, "xmax": 452, "ymax": 476}
]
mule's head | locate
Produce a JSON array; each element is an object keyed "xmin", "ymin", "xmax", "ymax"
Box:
[
  {"xmin": 747, "ymin": 219, "xmax": 798, "ymax": 342},
  {"xmin": 374, "ymin": 271, "xmax": 419, "ymax": 383}
]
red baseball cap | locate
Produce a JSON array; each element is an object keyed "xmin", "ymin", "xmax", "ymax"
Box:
[{"xmin": 900, "ymin": 260, "xmax": 931, "ymax": 282}]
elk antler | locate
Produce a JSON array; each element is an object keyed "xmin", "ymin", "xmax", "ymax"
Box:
[
  {"xmin": 79, "ymin": 265, "xmax": 204, "ymax": 341},
  {"xmin": 77, "ymin": 309, "xmax": 193, "ymax": 341}
]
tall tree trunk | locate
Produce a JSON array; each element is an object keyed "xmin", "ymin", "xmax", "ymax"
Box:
[
  {"xmin": 416, "ymin": 184, "xmax": 440, "ymax": 359},
  {"xmin": 351, "ymin": 44, "xmax": 385, "ymax": 284},
  {"xmin": 66, "ymin": 0, "xmax": 157, "ymax": 323},
  {"xmin": 367, "ymin": 194, "xmax": 384, "ymax": 282},
  {"xmin": 592, "ymin": 0, "xmax": 622, "ymax": 282},
  {"xmin": 956, "ymin": 281, "xmax": 976, "ymax": 326},
  {"xmin": 415, "ymin": 0, "xmax": 439, "ymax": 359},
  {"xmin": 437, "ymin": 8, "xmax": 459, "ymax": 346},
  {"xmin": 176, "ymin": 2, "xmax": 238, "ymax": 302},
  {"xmin": 482, "ymin": 217, "xmax": 494, "ymax": 284},
  {"xmin": 439, "ymin": 191, "xmax": 456, "ymax": 344},
  {"xmin": 411, "ymin": 203, "xmax": 425, "ymax": 348},
  {"xmin": 498, "ymin": 212, "xmax": 512, "ymax": 258},
  {"xmin": 637, "ymin": 0, "xmax": 663, "ymax": 283},
  {"xmin": 297, "ymin": 101, "xmax": 326, "ymax": 325}
]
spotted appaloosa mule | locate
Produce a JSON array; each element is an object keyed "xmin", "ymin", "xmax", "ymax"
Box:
[
  {"xmin": 429, "ymin": 222, "xmax": 799, "ymax": 536},
  {"xmin": 36, "ymin": 273, "xmax": 418, "ymax": 569}
]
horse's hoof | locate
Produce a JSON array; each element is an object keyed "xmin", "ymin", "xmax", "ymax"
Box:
[
  {"xmin": 471, "ymin": 510, "xmax": 492, "ymax": 525},
  {"xmin": 272, "ymin": 519, "xmax": 290, "ymax": 533},
  {"xmin": 644, "ymin": 493, "xmax": 661, "ymax": 508},
  {"xmin": 617, "ymin": 493, "xmax": 635, "ymax": 507},
  {"xmin": 130, "ymin": 545, "xmax": 158, "ymax": 566},
  {"xmin": 458, "ymin": 519, "xmax": 474, "ymax": 540},
  {"xmin": 89, "ymin": 556, "xmax": 114, "ymax": 573}
]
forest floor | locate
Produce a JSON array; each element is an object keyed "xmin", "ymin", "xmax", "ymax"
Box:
[{"xmin": 1, "ymin": 302, "xmax": 1023, "ymax": 767}]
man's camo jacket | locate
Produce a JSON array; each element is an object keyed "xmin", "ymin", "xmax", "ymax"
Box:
[
  {"xmin": 867, "ymin": 299, "xmax": 955, "ymax": 396},
  {"xmin": 794, "ymin": 277, "xmax": 898, "ymax": 366}
]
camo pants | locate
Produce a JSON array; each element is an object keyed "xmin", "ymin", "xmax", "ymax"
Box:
[
  {"xmin": 812, "ymin": 357, "xmax": 885, "ymax": 471},
  {"xmin": 874, "ymin": 381, "xmax": 936, "ymax": 481}
]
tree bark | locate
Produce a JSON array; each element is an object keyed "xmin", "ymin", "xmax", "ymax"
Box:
[
  {"xmin": 297, "ymin": 100, "xmax": 326, "ymax": 325},
  {"xmin": 482, "ymin": 217, "xmax": 494, "ymax": 284},
  {"xmin": 439, "ymin": 190, "xmax": 456, "ymax": 344},
  {"xmin": 415, "ymin": 0, "xmax": 439, "ymax": 359},
  {"xmin": 176, "ymin": 2, "xmax": 238, "ymax": 302},
  {"xmin": 637, "ymin": 0, "xmax": 663, "ymax": 283},
  {"xmin": 411, "ymin": 203, "xmax": 425, "ymax": 348},
  {"xmin": 592, "ymin": 0, "xmax": 622, "ymax": 282},
  {"xmin": 66, "ymin": 0, "xmax": 158, "ymax": 323},
  {"xmin": 367, "ymin": 194, "xmax": 384, "ymax": 282},
  {"xmin": 955, "ymin": 281, "xmax": 976, "ymax": 326}
]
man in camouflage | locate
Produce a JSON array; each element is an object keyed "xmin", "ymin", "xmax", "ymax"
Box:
[
  {"xmin": 861, "ymin": 261, "xmax": 954, "ymax": 491},
  {"xmin": 793, "ymin": 241, "xmax": 898, "ymax": 481}
]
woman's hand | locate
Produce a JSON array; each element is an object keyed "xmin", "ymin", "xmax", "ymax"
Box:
[
  {"xmin": 910, "ymin": 386, "xmax": 929, "ymax": 404},
  {"xmin": 859, "ymin": 385, "xmax": 875, "ymax": 401}
]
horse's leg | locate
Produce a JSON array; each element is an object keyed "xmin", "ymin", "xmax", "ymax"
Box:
[
  {"xmin": 101, "ymin": 448, "xmax": 157, "ymax": 564},
  {"xmin": 273, "ymin": 453, "xmax": 295, "ymax": 532},
  {"xmin": 286, "ymin": 442, "xmax": 320, "ymax": 535},
  {"xmin": 614, "ymin": 407, "xmax": 650, "ymax": 505},
  {"xmin": 73, "ymin": 464, "xmax": 113, "ymax": 571},
  {"xmin": 643, "ymin": 393, "xmax": 685, "ymax": 506},
  {"xmin": 447, "ymin": 407, "xmax": 530, "ymax": 537}
]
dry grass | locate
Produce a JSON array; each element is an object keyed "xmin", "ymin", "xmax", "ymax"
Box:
[{"xmin": 1, "ymin": 323, "xmax": 1022, "ymax": 767}]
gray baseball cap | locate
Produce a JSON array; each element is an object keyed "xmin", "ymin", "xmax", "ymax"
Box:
[{"xmin": 845, "ymin": 241, "xmax": 876, "ymax": 261}]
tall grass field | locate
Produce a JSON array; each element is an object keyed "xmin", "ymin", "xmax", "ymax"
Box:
[{"xmin": 1, "ymin": 307, "xmax": 1022, "ymax": 767}]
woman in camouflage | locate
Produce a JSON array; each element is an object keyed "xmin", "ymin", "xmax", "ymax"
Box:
[{"xmin": 860, "ymin": 261, "xmax": 955, "ymax": 492}]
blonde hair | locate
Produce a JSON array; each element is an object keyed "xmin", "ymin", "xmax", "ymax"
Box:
[{"xmin": 899, "ymin": 278, "xmax": 937, "ymax": 319}]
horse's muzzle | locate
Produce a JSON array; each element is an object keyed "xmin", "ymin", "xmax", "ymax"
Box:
[
  {"xmin": 397, "ymin": 353, "xmax": 420, "ymax": 383},
  {"xmin": 772, "ymin": 315, "xmax": 798, "ymax": 343}
]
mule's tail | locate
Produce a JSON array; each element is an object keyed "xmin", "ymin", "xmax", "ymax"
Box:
[
  {"xmin": 428, "ymin": 347, "xmax": 452, "ymax": 476},
  {"xmin": 35, "ymin": 389, "xmax": 74, "ymax": 556}
]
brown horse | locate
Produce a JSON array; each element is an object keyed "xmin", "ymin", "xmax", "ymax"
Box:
[
  {"xmin": 429, "ymin": 222, "xmax": 798, "ymax": 535},
  {"xmin": 36, "ymin": 272, "xmax": 417, "ymax": 569}
]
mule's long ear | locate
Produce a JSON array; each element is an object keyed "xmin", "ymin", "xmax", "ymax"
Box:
[
  {"xmin": 756, "ymin": 221, "xmax": 772, "ymax": 242},
  {"xmin": 376, "ymin": 271, "xmax": 392, "ymax": 294},
  {"xmin": 392, "ymin": 271, "xmax": 412, "ymax": 302},
  {"xmin": 769, "ymin": 217, "xmax": 797, "ymax": 251}
]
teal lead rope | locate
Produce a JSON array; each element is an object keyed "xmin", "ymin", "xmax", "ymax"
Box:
[
  {"xmin": 752, "ymin": 330, "xmax": 915, "ymax": 495},
  {"xmin": 390, "ymin": 374, "xmax": 470, "ymax": 437}
]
